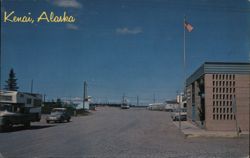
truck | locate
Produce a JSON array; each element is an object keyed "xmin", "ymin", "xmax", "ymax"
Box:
[{"xmin": 0, "ymin": 90, "xmax": 42, "ymax": 131}]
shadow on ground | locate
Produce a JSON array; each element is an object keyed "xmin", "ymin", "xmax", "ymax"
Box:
[{"xmin": 0, "ymin": 125, "xmax": 55, "ymax": 133}]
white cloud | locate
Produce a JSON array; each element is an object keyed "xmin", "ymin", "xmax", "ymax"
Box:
[
  {"xmin": 52, "ymin": 0, "xmax": 82, "ymax": 9},
  {"xmin": 66, "ymin": 24, "xmax": 79, "ymax": 30},
  {"xmin": 116, "ymin": 27, "xmax": 143, "ymax": 35}
]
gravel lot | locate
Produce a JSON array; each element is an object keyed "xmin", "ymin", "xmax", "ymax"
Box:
[{"xmin": 0, "ymin": 107, "xmax": 249, "ymax": 158}]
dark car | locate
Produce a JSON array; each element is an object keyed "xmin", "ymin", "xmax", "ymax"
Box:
[{"xmin": 46, "ymin": 108, "xmax": 71, "ymax": 123}]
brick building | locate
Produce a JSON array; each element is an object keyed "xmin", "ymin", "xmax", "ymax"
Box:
[{"xmin": 186, "ymin": 62, "xmax": 250, "ymax": 131}]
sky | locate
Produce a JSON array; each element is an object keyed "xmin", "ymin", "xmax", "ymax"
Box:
[{"xmin": 1, "ymin": 0, "xmax": 250, "ymax": 104}]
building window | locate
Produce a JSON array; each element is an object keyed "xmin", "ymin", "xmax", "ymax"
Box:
[
  {"xmin": 233, "ymin": 75, "xmax": 235, "ymax": 80},
  {"xmin": 27, "ymin": 98, "xmax": 32, "ymax": 104}
]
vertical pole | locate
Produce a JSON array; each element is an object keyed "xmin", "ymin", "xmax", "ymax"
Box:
[
  {"xmin": 31, "ymin": 79, "xmax": 33, "ymax": 93},
  {"xmin": 178, "ymin": 93, "xmax": 181, "ymax": 130},
  {"xmin": 83, "ymin": 81, "xmax": 87, "ymax": 109},
  {"xmin": 153, "ymin": 93, "xmax": 156, "ymax": 103},
  {"xmin": 43, "ymin": 94, "xmax": 46, "ymax": 106},
  {"xmin": 232, "ymin": 95, "xmax": 239, "ymax": 136},
  {"xmin": 184, "ymin": 16, "xmax": 187, "ymax": 95},
  {"xmin": 0, "ymin": 0, "xmax": 2, "ymax": 92},
  {"xmin": 122, "ymin": 93, "xmax": 125, "ymax": 104},
  {"xmin": 137, "ymin": 96, "xmax": 139, "ymax": 106}
]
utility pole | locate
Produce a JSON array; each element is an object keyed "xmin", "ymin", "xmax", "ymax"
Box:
[
  {"xmin": 43, "ymin": 94, "xmax": 46, "ymax": 107},
  {"xmin": 83, "ymin": 81, "xmax": 87, "ymax": 109},
  {"xmin": 176, "ymin": 91, "xmax": 181, "ymax": 130},
  {"xmin": 30, "ymin": 79, "xmax": 33, "ymax": 93},
  {"xmin": 153, "ymin": 93, "xmax": 156, "ymax": 103},
  {"xmin": 232, "ymin": 95, "xmax": 239, "ymax": 137},
  {"xmin": 137, "ymin": 96, "xmax": 139, "ymax": 106},
  {"xmin": 122, "ymin": 93, "xmax": 125, "ymax": 104}
]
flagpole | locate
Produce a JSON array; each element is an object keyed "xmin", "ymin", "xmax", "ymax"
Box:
[
  {"xmin": 179, "ymin": 16, "xmax": 186, "ymax": 130},
  {"xmin": 184, "ymin": 16, "xmax": 186, "ymax": 89}
]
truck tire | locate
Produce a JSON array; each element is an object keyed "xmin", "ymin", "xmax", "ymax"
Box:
[
  {"xmin": 0, "ymin": 122, "xmax": 12, "ymax": 132},
  {"xmin": 24, "ymin": 122, "xmax": 31, "ymax": 128}
]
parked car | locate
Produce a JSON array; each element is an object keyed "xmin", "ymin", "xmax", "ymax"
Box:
[
  {"xmin": 46, "ymin": 108, "xmax": 71, "ymax": 123},
  {"xmin": 121, "ymin": 104, "xmax": 130, "ymax": 109},
  {"xmin": 171, "ymin": 108, "xmax": 187, "ymax": 121}
]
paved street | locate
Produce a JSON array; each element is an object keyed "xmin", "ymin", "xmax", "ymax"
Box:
[{"xmin": 0, "ymin": 107, "xmax": 249, "ymax": 158}]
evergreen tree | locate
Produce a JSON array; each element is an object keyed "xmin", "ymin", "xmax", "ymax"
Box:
[{"xmin": 5, "ymin": 68, "xmax": 19, "ymax": 91}]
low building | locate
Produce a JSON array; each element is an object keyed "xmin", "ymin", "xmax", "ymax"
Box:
[{"xmin": 186, "ymin": 62, "xmax": 250, "ymax": 131}]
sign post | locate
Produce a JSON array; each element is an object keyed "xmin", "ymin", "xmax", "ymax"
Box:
[{"xmin": 232, "ymin": 95, "xmax": 239, "ymax": 137}]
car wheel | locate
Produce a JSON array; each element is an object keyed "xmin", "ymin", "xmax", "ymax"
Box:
[
  {"xmin": 46, "ymin": 120, "xmax": 50, "ymax": 124},
  {"xmin": 60, "ymin": 118, "xmax": 64, "ymax": 123}
]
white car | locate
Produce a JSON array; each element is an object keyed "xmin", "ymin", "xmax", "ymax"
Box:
[
  {"xmin": 171, "ymin": 108, "xmax": 187, "ymax": 121},
  {"xmin": 121, "ymin": 104, "xmax": 130, "ymax": 109}
]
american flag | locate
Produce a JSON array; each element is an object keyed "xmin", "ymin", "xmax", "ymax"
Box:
[{"xmin": 184, "ymin": 21, "xmax": 194, "ymax": 32}]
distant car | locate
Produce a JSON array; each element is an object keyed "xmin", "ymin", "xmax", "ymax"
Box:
[
  {"xmin": 121, "ymin": 104, "xmax": 130, "ymax": 109},
  {"xmin": 171, "ymin": 108, "xmax": 187, "ymax": 121},
  {"xmin": 46, "ymin": 108, "xmax": 71, "ymax": 123}
]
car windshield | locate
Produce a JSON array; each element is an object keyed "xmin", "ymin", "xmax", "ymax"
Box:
[{"xmin": 51, "ymin": 111, "xmax": 64, "ymax": 115}]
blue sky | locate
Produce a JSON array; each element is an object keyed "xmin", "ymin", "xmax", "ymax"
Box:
[{"xmin": 1, "ymin": 0, "xmax": 250, "ymax": 104}]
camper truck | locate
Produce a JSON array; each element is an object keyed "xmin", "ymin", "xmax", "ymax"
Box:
[{"xmin": 0, "ymin": 91, "xmax": 42, "ymax": 131}]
